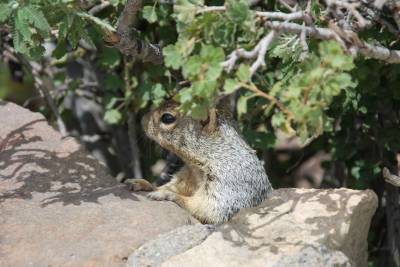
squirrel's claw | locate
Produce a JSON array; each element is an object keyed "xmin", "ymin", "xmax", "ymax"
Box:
[
  {"xmin": 147, "ymin": 190, "xmax": 176, "ymax": 201},
  {"xmin": 124, "ymin": 178, "xmax": 155, "ymax": 192}
]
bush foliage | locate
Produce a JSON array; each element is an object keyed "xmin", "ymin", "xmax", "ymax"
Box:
[{"xmin": 1, "ymin": 0, "xmax": 400, "ymax": 185}]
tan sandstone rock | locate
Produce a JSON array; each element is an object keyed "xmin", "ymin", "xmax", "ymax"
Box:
[
  {"xmin": 0, "ymin": 101, "xmax": 197, "ymax": 267},
  {"xmin": 162, "ymin": 188, "xmax": 377, "ymax": 267}
]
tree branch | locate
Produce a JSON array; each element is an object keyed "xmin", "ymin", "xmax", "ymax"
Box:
[
  {"xmin": 250, "ymin": 31, "xmax": 277, "ymax": 76},
  {"xmin": 104, "ymin": 0, "xmax": 163, "ymax": 64},
  {"xmin": 265, "ymin": 21, "xmax": 400, "ymax": 63},
  {"xmin": 222, "ymin": 31, "xmax": 277, "ymax": 75},
  {"xmin": 197, "ymin": 6, "xmax": 305, "ymax": 21}
]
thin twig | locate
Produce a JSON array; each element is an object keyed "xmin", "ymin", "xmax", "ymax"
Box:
[
  {"xmin": 197, "ymin": 6, "xmax": 304, "ymax": 21},
  {"xmin": 255, "ymin": 11, "xmax": 304, "ymax": 20},
  {"xmin": 242, "ymin": 83, "xmax": 293, "ymax": 119},
  {"xmin": 278, "ymin": 0, "xmax": 297, "ymax": 12},
  {"xmin": 196, "ymin": 6, "xmax": 225, "ymax": 14},
  {"xmin": 222, "ymin": 30, "xmax": 277, "ymax": 75},
  {"xmin": 265, "ymin": 21, "xmax": 400, "ymax": 63},
  {"xmin": 299, "ymin": 0, "xmax": 312, "ymax": 60},
  {"xmin": 250, "ymin": 31, "xmax": 277, "ymax": 76},
  {"xmin": 326, "ymin": 0, "xmax": 368, "ymax": 28}
]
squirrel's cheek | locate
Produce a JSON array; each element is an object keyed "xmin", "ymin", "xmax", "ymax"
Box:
[{"xmin": 141, "ymin": 114, "xmax": 151, "ymax": 129}]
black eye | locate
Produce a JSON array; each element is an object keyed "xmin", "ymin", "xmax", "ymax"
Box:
[{"xmin": 160, "ymin": 113, "xmax": 176, "ymax": 124}]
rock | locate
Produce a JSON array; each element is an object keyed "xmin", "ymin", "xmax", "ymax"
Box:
[
  {"xmin": 272, "ymin": 245, "xmax": 352, "ymax": 267},
  {"xmin": 0, "ymin": 102, "xmax": 378, "ymax": 267},
  {"xmin": 0, "ymin": 101, "xmax": 197, "ymax": 267},
  {"xmin": 127, "ymin": 224, "xmax": 215, "ymax": 267},
  {"xmin": 162, "ymin": 188, "xmax": 377, "ymax": 267}
]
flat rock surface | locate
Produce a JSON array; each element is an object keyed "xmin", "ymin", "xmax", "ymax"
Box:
[
  {"xmin": 162, "ymin": 188, "xmax": 377, "ymax": 267},
  {"xmin": 0, "ymin": 102, "xmax": 197, "ymax": 267}
]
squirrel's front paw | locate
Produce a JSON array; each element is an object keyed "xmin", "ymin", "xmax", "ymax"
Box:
[
  {"xmin": 125, "ymin": 178, "xmax": 154, "ymax": 192},
  {"xmin": 147, "ymin": 190, "xmax": 176, "ymax": 201}
]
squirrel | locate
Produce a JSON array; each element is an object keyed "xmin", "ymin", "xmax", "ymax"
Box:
[{"xmin": 127, "ymin": 101, "xmax": 273, "ymax": 224}]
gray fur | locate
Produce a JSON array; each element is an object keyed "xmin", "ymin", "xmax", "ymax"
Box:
[{"xmin": 142, "ymin": 103, "xmax": 273, "ymax": 224}]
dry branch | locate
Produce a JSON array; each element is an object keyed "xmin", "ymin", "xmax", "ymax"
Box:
[
  {"xmin": 196, "ymin": 0, "xmax": 400, "ymax": 78},
  {"xmin": 250, "ymin": 31, "xmax": 277, "ymax": 75},
  {"xmin": 104, "ymin": 0, "xmax": 163, "ymax": 64},
  {"xmin": 265, "ymin": 21, "xmax": 400, "ymax": 63}
]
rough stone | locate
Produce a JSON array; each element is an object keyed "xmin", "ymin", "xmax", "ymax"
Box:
[
  {"xmin": 0, "ymin": 101, "xmax": 197, "ymax": 267},
  {"xmin": 127, "ymin": 224, "xmax": 215, "ymax": 267},
  {"xmin": 162, "ymin": 188, "xmax": 377, "ymax": 267},
  {"xmin": 272, "ymin": 245, "xmax": 352, "ymax": 267}
]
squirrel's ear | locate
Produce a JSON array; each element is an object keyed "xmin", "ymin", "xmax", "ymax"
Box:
[{"xmin": 201, "ymin": 108, "xmax": 217, "ymax": 134}]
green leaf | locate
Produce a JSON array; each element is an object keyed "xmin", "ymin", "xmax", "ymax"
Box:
[
  {"xmin": 104, "ymin": 73, "xmax": 123, "ymax": 91},
  {"xmin": 105, "ymin": 97, "xmax": 119, "ymax": 109},
  {"xmin": 20, "ymin": 6, "xmax": 50, "ymax": 37},
  {"xmin": 224, "ymin": 79, "xmax": 238, "ymax": 94},
  {"xmin": 77, "ymin": 12, "xmax": 115, "ymax": 34},
  {"xmin": 0, "ymin": 3, "xmax": 12, "ymax": 23},
  {"xmin": 190, "ymin": 102, "xmax": 208, "ymax": 120},
  {"xmin": 200, "ymin": 44, "xmax": 225, "ymax": 63},
  {"xmin": 104, "ymin": 109, "xmax": 122, "ymax": 124},
  {"xmin": 152, "ymin": 83, "xmax": 167, "ymax": 106},
  {"xmin": 142, "ymin": 6, "xmax": 158, "ymax": 24},
  {"xmin": 226, "ymin": 0, "xmax": 250, "ymax": 23},
  {"xmin": 237, "ymin": 96, "xmax": 248, "ymax": 118},
  {"xmin": 271, "ymin": 112, "xmax": 286, "ymax": 129},
  {"xmin": 319, "ymin": 41, "xmax": 354, "ymax": 70},
  {"xmin": 13, "ymin": 29, "xmax": 27, "ymax": 55},
  {"xmin": 99, "ymin": 47, "xmax": 121, "ymax": 69},
  {"xmin": 174, "ymin": 0, "xmax": 203, "ymax": 24},
  {"xmin": 58, "ymin": 17, "xmax": 69, "ymax": 41},
  {"xmin": 192, "ymin": 81, "xmax": 217, "ymax": 98},
  {"xmin": 175, "ymin": 88, "xmax": 193, "ymax": 103},
  {"xmin": 236, "ymin": 64, "xmax": 251, "ymax": 82},
  {"xmin": 67, "ymin": 16, "xmax": 81, "ymax": 49},
  {"xmin": 205, "ymin": 63, "xmax": 223, "ymax": 81},
  {"xmin": 52, "ymin": 41, "xmax": 67, "ymax": 59},
  {"xmin": 164, "ymin": 45, "xmax": 183, "ymax": 69},
  {"xmin": 182, "ymin": 55, "xmax": 202, "ymax": 79},
  {"xmin": 15, "ymin": 10, "xmax": 32, "ymax": 43}
]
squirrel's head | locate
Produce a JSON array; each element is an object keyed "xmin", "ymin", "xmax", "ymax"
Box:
[{"xmin": 142, "ymin": 101, "xmax": 219, "ymax": 160}]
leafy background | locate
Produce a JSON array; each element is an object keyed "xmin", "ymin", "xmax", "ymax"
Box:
[{"xmin": 1, "ymin": 0, "xmax": 400, "ymax": 266}]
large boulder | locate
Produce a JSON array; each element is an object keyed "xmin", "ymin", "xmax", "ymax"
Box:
[
  {"xmin": 0, "ymin": 101, "xmax": 197, "ymax": 267},
  {"xmin": 0, "ymin": 101, "xmax": 378, "ymax": 267},
  {"xmin": 131, "ymin": 188, "xmax": 377, "ymax": 267}
]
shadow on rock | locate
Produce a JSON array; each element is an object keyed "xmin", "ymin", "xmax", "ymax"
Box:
[{"xmin": 0, "ymin": 107, "xmax": 138, "ymax": 206}]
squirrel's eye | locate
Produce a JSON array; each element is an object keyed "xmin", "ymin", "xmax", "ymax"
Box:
[{"xmin": 160, "ymin": 113, "xmax": 176, "ymax": 124}]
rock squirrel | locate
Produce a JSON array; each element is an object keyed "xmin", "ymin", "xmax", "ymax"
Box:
[{"xmin": 128, "ymin": 101, "xmax": 273, "ymax": 224}]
